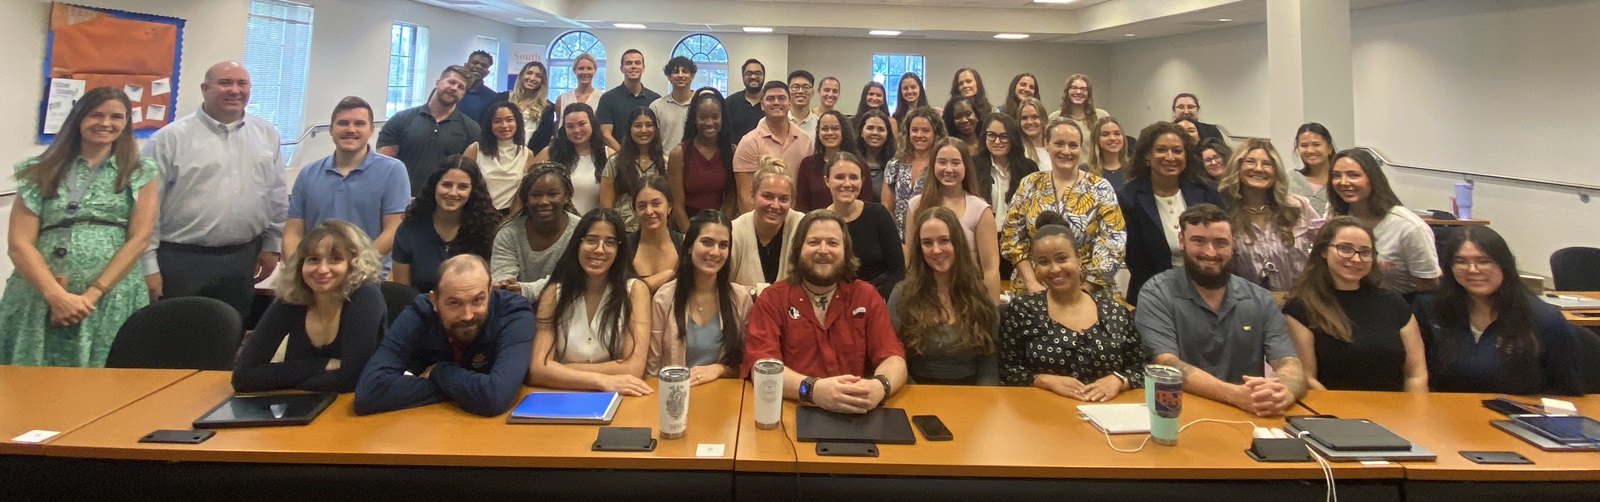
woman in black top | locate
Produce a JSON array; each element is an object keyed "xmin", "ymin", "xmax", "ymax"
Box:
[
  {"xmin": 392, "ymin": 156, "xmax": 502, "ymax": 293},
  {"xmin": 234, "ymin": 221, "xmax": 385, "ymax": 393},
  {"xmin": 1283, "ymin": 217, "xmax": 1427, "ymax": 392},
  {"xmin": 999, "ymin": 212, "xmax": 1145, "ymax": 402},
  {"xmin": 825, "ymin": 152, "xmax": 903, "ymax": 299}
]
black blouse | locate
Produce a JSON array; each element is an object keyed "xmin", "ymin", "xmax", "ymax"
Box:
[
  {"xmin": 233, "ymin": 282, "xmax": 386, "ymax": 393},
  {"xmin": 999, "ymin": 291, "xmax": 1147, "ymax": 387},
  {"xmin": 848, "ymin": 202, "xmax": 904, "ymax": 299},
  {"xmin": 1283, "ymin": 286, "xmax": 1413, "ymax": 391}
]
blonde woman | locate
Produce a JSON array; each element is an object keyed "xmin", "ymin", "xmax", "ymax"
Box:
[
  {"xmin": 552, "ymin": 53, "xmax": 602, "ymax": 129},
  {"xmin": 497, "ymin": 61, "xmax": 556, "ymax": 151}
]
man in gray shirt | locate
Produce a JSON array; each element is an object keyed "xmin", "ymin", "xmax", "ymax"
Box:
[
  {"xmin": 378, "ymin": 65, "xmax": 481, "ymax": 196},
  {"xmin": 1135, "ymin": 204, "xmax": 1306, "ymax": 417},
  {"xmin": 142, "ymin": 61, "xmax": 288, "ymax": 317}
]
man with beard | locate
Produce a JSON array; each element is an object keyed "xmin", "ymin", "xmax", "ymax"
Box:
[
  {"xmin": 355, "ymin": 255, "xmax": 533, "ymax": 416},
  {"xmin": 725, "ymin": 59, "xmax": 767, "ymax": 142},
  {"xmin": 1171, "ymin": 93, "xmax": 1224, "ymax": 143},
  {"xmin": 379, "ymin": 65, "xmax": 482, "ymax": 197},
  {"xmin": 1135, "ymin": 204, "xmax": 1306, "ymax": 417},
  {"xmin": 457, "ymin": 50, "xmax": 500, "ymax": 122},
  {"xmin": 283, "ymin": 97, "xmax": 409, "ymax": 258},
  {"xmin": 742, "ymin": 210, "xmax": 907, "ymax": 414}
]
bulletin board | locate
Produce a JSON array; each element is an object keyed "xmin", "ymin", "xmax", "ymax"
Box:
[{"xmin": 38, "ymin": 2, "xmax": 184, "ymax": 143}]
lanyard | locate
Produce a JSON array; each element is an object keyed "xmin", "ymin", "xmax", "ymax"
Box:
[{"xmin": 62, "ymin": 157, "xmax": 104, "ymax": 217}]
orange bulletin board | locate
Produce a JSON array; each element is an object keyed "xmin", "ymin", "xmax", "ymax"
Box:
[{"xmin": 40, "ymin": 2, "xmax": 184, "ymax": 142}]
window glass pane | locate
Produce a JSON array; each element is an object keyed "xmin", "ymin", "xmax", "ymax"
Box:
[
  {"xmin": 546, "ymin": 31, "xmax": 607, "ymax": 101},
  {"xmin": 242, "ymin": 0, "xmax": 313, "ymax": 160},
  {"xmin": 671, "ymin": 34, "xmax": 729, "ymax": 95},
  {"xmin": 872, "ymin": 53, "xmax": 925, "ymax": 114}
]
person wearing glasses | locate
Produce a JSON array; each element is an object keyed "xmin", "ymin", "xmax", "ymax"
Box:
[
  {"xmin": 1217, "ymin": 139, "xmax": 1322, "ymax": 292},
  {"xmin": 787, "ymin": 70, "xmax": 819, "ymax": 140},
  {"xmin": 1284, "ymin": 217, "xmax": 1427, "ymax": 392},
  {"xmin": 1171, "ymin": 93, "xmax": 1224, "ymax": 143},
  {"xmin": 526, "ymin": 208, "xmax": 655, "ymax": 395},
  {"xmin": 1197, "ymin": 138, "xmax": 1231, "ymax": 184}
]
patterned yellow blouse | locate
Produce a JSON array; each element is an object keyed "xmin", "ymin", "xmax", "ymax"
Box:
[{"xmin": 1000, "ymin": 170, "xmax": 1126, "ymax": 293}]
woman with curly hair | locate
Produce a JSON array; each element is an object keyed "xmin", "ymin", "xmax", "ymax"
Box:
[
  {"xmin": 234, "ymin": 220, "xmax": 385, "ymax": 393},
  {"xmin": 890, "ymin": 207, "xmax": 999, "ymax": 385},
  {"xmin": 392, "ymin": 155, "xmax": 502, "ymax": 293},
  {"xmin": 1218, "ymin": 138, "xmax": 1322, "ymax": 291}
]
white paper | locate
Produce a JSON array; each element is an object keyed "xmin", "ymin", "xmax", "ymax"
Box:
[
  {"xmin": 150, "ymin": 77, "xmax": 170, "ymax": 96},
  {"xmin": 124, "ymin": 84, "xmax": 143, "ymax": 103},
  {"xmin": 130, "ymin": 107, "xmax": 143, "ymax": 124},
  {"xmin": 695, "ymin": 443, "xmax": 726, "ymax": 457},
  {"xmin": 146, "ymin": 104, "xmax": 167, "ymax": 123},
  {"xmin": 43, "ymin": 78, "xmax": 87, "ymax": 133},
  {"xmin": 1360, "ymin": 460, "xmax": 1391, "ymax": 466},
  {"xmin": 10, "ymin": 430, "xmax": 61, "ymax": 443},
  {"xmin": 1541, "ymin": 398, "xmax": 1578, "ymax": 415}
]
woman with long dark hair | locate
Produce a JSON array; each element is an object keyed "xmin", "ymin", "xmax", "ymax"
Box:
[
  {"xmin": 646, "ymin": 210, "xmax": 749, "ymax": 383},
  {"xmin": 892, "ymin": 72, "xmax": 931, "ymax": 125},
  {"xmin": 491, "ymin": 164, "xmax": 580, "ymax": 300},
  {"xmin": 628, "ymin": 175, "xmax": 682, "ymax": 294},
  {"xmin": 906, "ymin": 138, "xmax": 1002, "ymax": 302},
  {"xmin": 465, "ymin": 101, "xmax": 535, "ymax": 212},
  {"xmin": 496, "ymin": 60, "xmax": 556, "ymax": 152},
  {"xmin": 1049, "ymin": 74, "xmax": 1108, "ymax": 168},
  {"xmin": 1328, "ymin": 148, "xmax": 1439, "ymax": 296},
  {"xmin": 854, "ymin": 109, "xmax": 896, "ymax": 198},
  {"xmin": 1119, "ymin": 121, "xmax": 1223, "ymax": 303},
  {"xmin": 0, "ymin": 87, "xmax": 157, "ymax": 367},
  {"xmin": 999, "ymin": 73, "xmax": 1038, "ymax": 115},
  {"xmin": 975, "ymin": 114, "xmax": 1036, "ymax": 222},
  {"xmin": 891, "ymin": 207, "xmax": 1000, "ymax": 385},
  {"xmin": 795, "ymin": 110, "xmax": 865, "ymax": 211},
  {"xmin": 600, "ymin": 107, "xmax": 666, "ymax": 232},
  {"xmin": 1284, "ymin": 217, "xmax": 1426, "ymax": 391},
  {"xmin": 392, "ymin": 155, "xmax": 501, "ymax": 293},
  {"xmin": 1295, "ymin": 122, "xmax": 1337, "ymax": 214},
  {"xmin": 1424, "ymin": 226, "xmax": 1582, "ymax": 395},
  {"xmin": 942, "ymin": 96, "xmax": 984, "ymax": 158},
  {"xmin": 534, "ymin": 102, "xmax": 611, "ymax": 214},
  {"xmin": 527, "ymin": 208, "xmax": 654, "ymax": 395},
  {"xmin": 949, "ymin": 68, "xmax": 994, "ymax": 119},
  {"xmin": 667, "ymin": 88, "xmax": 736, "ymax": 229},
  {"xmin": 881, "ymin": 107, "xmax": 947, "ymax": 237},
  {"xmin": 825, "ymin": 152, "xmax": 903, "ymax": 299}
]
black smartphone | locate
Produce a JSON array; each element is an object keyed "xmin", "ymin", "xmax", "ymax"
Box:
[
  {"xmin": 911, "ymin": 415, "xmax": 953, "ymax": 441},
  {"xmin": 1460, "ymin": 450, "xmax": 1533, "ymax": 465},
  {"xmin": 1482, "ymin": 397, "xmax": 1540, "ymax": 416},
  {"xmin": 139, "ymin": 429, "xmax": 214, "ymax": 444}
]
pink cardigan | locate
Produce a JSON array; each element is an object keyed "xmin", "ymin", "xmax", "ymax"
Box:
[{"xmin": 646, "ymin": 280, "xmax": 753, "ymax": 376}]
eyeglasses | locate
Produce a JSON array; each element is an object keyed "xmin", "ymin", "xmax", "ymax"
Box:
[
  {"xmin": 984, "ymin": 132, "xmax": 1011, "ymax": 143},
  {"xmin": 1242, "ymin": 158, "xmax": 1275, "ymax": 169},
  {"xmin": 1452, "ymin": 257, "xmax": 1498, "ymax": 271},
  {"xmin": 1202, "ymin": 156, "xmax": 1224, "ymax": 166},
  {"xmin": 1332, "ymin": 243, "xmax": 1375, "ymax": 261},
  {"xmin": 581, "ymin": 236, "xmax": 619, "ymax": 250},
  {"xmin": 790, "ymin": 84, "xmax": 813, "ymax": 92}
]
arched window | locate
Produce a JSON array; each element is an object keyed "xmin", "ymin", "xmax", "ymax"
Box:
[
  {"xmin": 546, "ymin": 30, "xmax": 606, "ymax": 101},
  {"xmin": 671, "ymin": 33, "xmax": 728, "ymax": 94}
]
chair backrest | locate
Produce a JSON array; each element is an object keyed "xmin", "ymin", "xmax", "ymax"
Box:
[
  {"xmin": 106, "ymin": 297, "xmax": 243, "ymax": 370},
  {"xmin": 1573, "ymin": 326, "xmax": 1600, "ymax": 394},
  {"xmin": 1550, "ymin": 247, "xmax": 1600, "ymax": 291},
  {"xmin": 379, "ymin": 281, "xmax": 421, "ymax": 328}
]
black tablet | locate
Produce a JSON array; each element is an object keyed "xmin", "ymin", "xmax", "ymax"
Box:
[{"xmin": 192, "ymin": 393, "xmax": 337, "ymax": 429}]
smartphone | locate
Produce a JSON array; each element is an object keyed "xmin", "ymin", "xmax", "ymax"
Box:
[
  {"xmin": 911, "ymin": 415, "xmax": 953, "ymax": 441},
  {"xmin": 139, "ymin": 429, "xmax": 215, "ymax": 444},
  {"xmin": 1460, "ymin": 450, "xmax": 1533, "ymax": 465}
]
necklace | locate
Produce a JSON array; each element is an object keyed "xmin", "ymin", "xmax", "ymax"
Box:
[
  {"xmin": 1244, "ymin": 204, "xmax": 1269, "ymax": 215},
  {"xmin": 803, "ymin": 283, "xmax": 836, "ymax": 310}
]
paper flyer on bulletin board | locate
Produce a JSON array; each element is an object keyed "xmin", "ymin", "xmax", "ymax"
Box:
[{"xmin": 38, "ymin": 2, "xmax": 185, "ymax": 144}]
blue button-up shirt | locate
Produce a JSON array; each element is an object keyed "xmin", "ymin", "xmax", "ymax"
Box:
[
  {"xmin": 140, "ymin": 110, "xmax": 287, "ymax": 273},
  {"xmin": 288, "ymin": 148, "xmax": 411, "ymax": 240}
]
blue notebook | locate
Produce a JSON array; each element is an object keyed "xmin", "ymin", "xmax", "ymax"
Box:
[{"xmin": 507, "ymin": 391, "xmax": 623, "ymax": 424}]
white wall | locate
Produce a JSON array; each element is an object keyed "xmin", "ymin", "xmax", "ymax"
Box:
[
  {"xmin": 786, "ymin": 36, "xmax": 1111, "ymax": 115},
  {"xmin": 1102, "ymin": 23, "xmax": 1270, "ymax": 138},
  {"xmin": 1351, "ymin": 0, "xmax": 1600, "ymax": 277},
  {"xmin": 517, "ymin": 27, "xmax": 790, "ymax": 97}
]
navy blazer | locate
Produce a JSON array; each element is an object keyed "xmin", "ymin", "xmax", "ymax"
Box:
[
  {"xmin": 976, "ymin": 156, "xmax": 1037, "ymax": 209},
  {"xmin": 1118, "ymin": 176, "xmax": 1224, "ymax": 304}
]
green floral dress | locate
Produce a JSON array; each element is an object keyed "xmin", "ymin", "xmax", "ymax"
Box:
[{"xmin": 0, "ymin": 156, "xmax": 157, "ymax": 366}]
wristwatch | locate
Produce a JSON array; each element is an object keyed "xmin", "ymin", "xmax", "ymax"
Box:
[
  {"xmin": 873, "ymin": 375, "xmax": 892, "ymax": 407},
  {"xmin": 799, "ymin": 376, "xmax": 818, "ymax": 404}
]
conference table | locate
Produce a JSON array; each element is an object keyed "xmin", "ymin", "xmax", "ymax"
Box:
[
  {"xmin": 1553, "ymin": 290, "xmax": 1600, "ymax": 327},
  {"xmin": 6, "ymin": 368, "xmax": 1599, "ymax": 501},
  {"xmin": 734, "ymin": 384, "xmax": 1403, "ymax": 501}
]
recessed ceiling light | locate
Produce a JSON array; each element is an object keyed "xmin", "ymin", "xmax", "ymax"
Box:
[
  {"xmin": 869, "ymin": 30, "xmax": 902, "ymax": 36},
  {"xmin": 614, "ymin": 23, "xmax": 647, "ymax": 29},
  {"xmin": 994, "ymin": 33, "xmax": 1030, "ymax": 40},
  {"xmin": 513, "ymin": 18, "xmax": 547, "ymax": 24},
  {"xmin": 1219, "ymin": 18, "xmax": 1233, "ymax": 22},
  {"xmin": 1124, "ymin": 33, "xmax": 1136, "ymax": 37},
  {"xmin": 1033, "ymin": 0, "xmax": 1076, "ymax": 4},
  {"xmin": 743, "ymin": 27, "xmax": 773, "ymax": 33}
]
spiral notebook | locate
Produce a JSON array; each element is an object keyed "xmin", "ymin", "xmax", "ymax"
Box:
[{"xmin": 507, "ymin": 391, "xmax": 622, "ymax": 424}]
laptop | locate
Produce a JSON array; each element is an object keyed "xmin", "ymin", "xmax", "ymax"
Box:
[
  {"xmin": 1284, "ymin": 417, "xmax": 1436, "ymax": 461},
  {"xmin": 192, "ymin": 393, "xmax": 337, "ymax": 429},
  {"xmin": 1491, "ymin": 419, "xmax": 1600, "ymax": 452},
  {"xmin": 795, "ymin": 406, "xmax": 917, "ymax": 445},
  {"xmin": 1540, "ymin": 294, "xmax": 1600, "ymax": 310}
]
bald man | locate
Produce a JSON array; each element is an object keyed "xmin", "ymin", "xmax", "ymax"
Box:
[
  {"xmin": 355, "ymin": 255, "xmax": 534, "ymax": 416},
  {"xmin": 141, "ymin": 61, "xmax": 288, "ymax": 317}
]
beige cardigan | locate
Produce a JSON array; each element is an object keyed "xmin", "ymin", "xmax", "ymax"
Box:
[
  {"xmin": 645, "ymin": 280, "xmax": 753, "ymax": 376},
  {"xmin": 727, "ymin": 209, "xmax": 805, "ymax": 292}
]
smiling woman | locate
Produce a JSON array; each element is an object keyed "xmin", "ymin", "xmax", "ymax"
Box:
[
  {"xmin": 391, "ymin": 155, "xmax": 502, "ymax": 293},
  {"xmin": 1119, "ymin": 121, "xmax": 1222, "ymax": 303}
]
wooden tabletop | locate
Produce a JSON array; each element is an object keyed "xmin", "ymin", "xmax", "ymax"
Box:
[
  {"xmin": 1299, "ymin": 390, "xmax": 1600, "ymax": 481},
  {"xmin": 45, "ymin": 371, "xmax": 744, "ymax": 470},
  {"xmin": 734, "ymin": 383, "xmax": 1401, "ymax": 480},
  {"xmin": 0, "ymin": 366, "xmax": 196, "ymax": 454},
  {"xmin": 1552, "ymin": 291, "xmax": 1600, "ymax": 327}
]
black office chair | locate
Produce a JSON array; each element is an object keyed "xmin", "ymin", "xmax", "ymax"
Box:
[
  {"xmin": 1550, "ymin": 247, "xmax": 1600, "ymax": 291},
  {"xmin": 380, "ymin": 281, "xmax": 420, "ymax": 328},
  {"xmin": 1574, "ymin": 327, "xmax": 1600, "ymax": 394},
  {"xmin": 106, "ymin": 297, "xmax": 243, "ymax": 370}
]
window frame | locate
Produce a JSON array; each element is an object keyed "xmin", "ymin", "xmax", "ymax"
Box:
[
  {"xmin": 871, "ymin": 53, "xmax": 927, "ymax": 114},
  {"xmin": 545, "ymin": 30, "xmax": 608, "ymax": 102},
  {"xmin": 670, "ymin": 33, "xmax": 729, "ymax": 95},
  {"xmin": 242, "ymin": 0, "xmax": 314, "ymax": 160},
  {"xmin": 387, "ymin": 21, "xmax": 430, "ymax": 119}
]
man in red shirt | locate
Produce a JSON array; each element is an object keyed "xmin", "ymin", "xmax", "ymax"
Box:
[{"xmin": 742, "ymin": 210, "xmax": 908, "ymax": 414}]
